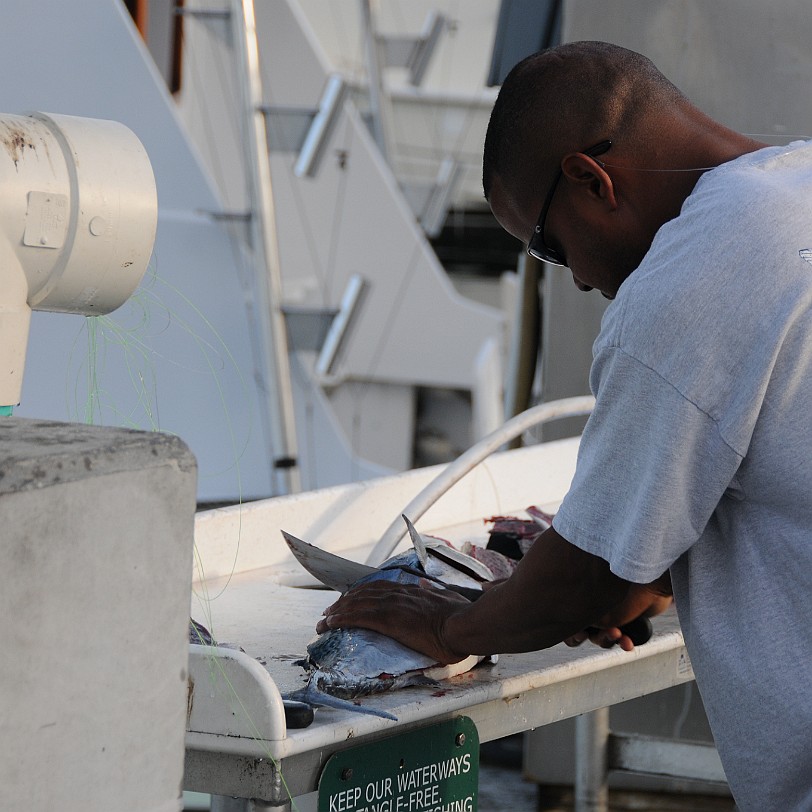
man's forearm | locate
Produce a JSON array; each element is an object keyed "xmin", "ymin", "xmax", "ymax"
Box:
[
  {"xmin": 318, "ymin": 526, "xmax": 659, "ymax": 665},
  {"xmin": 442, "ymin": 526, "xmax": 632, "ymax": 656}
]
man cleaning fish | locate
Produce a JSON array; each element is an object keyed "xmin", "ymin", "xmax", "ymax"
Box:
[{"xmin": 317, "ymin": 42, "xmax": 812, "ymax": 812}]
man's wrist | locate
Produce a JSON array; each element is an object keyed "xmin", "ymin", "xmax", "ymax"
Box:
[{"xmin": 438, "ymin": 604, "xmax": 474, "ymax": 662}]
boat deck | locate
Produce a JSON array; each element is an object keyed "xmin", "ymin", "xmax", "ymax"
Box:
[{"xmin": 184, "ymin": 438, "xmax": 695, "ymax": 808}]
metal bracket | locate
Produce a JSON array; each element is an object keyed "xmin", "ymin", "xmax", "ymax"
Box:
[
  {"xmin": 258, "ymin": 74, "xmax": 346, "ymax": 180},
  {"xmin": 175, "ymin": 7, "xmax": 231, "ymax": 21},
  {"xmin": 609, "ymin": 730, "xmax": 727, "ymax": 784},
  {"xmin": 282, "ymin": 305, "xmax": 339, "ymax": 353},
  {"xmin": 315, "ymin": 275, "xmax": 367, "ymax": 378},
  {"xmin": 258, "ymin": 106, "xmax": 316, "ymax": 154},
  {"xmin": 420, "ymin": 157, "xmax": 463, "ymax": 237},
  {"xmin": 575, "ymin": 709, "xmax": 727, "ymax": 812},
  {"xmin": 294, "ymin": 74, "xmax": 347, "ymax": 177},
  {"xmin": 378, "ymin": 11, "xmax": 446, "ymax": 86}
]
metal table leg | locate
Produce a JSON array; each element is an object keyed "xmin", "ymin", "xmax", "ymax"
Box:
[{"xmin": 574, "ymin": 708, "xmax": 609, "ymax": 812}]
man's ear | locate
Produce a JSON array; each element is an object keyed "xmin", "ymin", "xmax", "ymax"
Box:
[{"xmin": 561, "ymin": 153, "xmax": 618, "ymax": 209}]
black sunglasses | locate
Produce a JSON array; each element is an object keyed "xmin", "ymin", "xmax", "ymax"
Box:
[{"xmin": 526, "ymin": 140, "xmax": 612, "ymax": 267}]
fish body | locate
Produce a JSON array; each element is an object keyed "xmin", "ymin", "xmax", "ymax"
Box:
[
  {"xmin": 301, "ymin": 627, "xmax": 438, "ymax": 699},
  {"xmin": 287, "ymin": 546, "xmax": 486, "ymax": 720}
]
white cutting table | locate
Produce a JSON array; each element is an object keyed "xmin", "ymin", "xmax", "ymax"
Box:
[{"xmin": 184, "ymin": 438, "xmax": 694, "ymax": 810}]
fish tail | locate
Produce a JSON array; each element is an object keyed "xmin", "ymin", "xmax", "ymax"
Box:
[{"xmin": 284, "ymin": 686, "xmax": 398, "ymax": 721}]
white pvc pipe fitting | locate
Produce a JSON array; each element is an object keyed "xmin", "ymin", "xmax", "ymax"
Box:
[{"xmin": 0, "ymin": 112, "xmax": 157, "ymax": 405}]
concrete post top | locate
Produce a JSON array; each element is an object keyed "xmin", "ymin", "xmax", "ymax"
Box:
[{"xmin": 0, "ymin": 417, "xmax": 196, "ymax": 494}]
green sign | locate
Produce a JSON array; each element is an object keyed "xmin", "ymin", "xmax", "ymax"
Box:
[{"xmin": 318, "ymin": 716, "xmax": 479, "ymax": 812}]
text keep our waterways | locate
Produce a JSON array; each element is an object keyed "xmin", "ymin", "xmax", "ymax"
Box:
[{"xmin": 328, "ymin": 753, "xmax": 474, "ymax": 812}]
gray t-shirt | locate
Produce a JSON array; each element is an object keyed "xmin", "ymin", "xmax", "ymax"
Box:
[{"xmin": 553, "ymin": 141, "xmax": 812, "ymax": 811}]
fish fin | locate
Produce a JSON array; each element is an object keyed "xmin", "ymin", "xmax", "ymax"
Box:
[
  {"xmin": 284, "ymin": 686, "xmax": 398, "ymax": 722},
  {"xmin": 402, "ymin": 514, "xmax": 429, "ymax": 569}
]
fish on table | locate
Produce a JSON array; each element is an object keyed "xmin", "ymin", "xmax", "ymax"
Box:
[{"xmin": 282, "ymin": 516, "xmax": 497, "ymax": 721}]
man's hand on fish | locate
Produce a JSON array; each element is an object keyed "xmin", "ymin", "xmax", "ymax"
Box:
[
  {"xmin": 318, "ymin": 578, "xmax": 473, "ymax": 666},
  {"xmin": 317, "ymin": 526, "xmax": 671, "ymax": 662}
]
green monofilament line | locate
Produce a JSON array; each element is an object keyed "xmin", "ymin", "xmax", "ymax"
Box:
[
  {"xmin": 0, "ymin": 405, "xmax": 13, "ymax": 416},
  {"xmin": 74, "ymin": 265, "xmax": 287, "ymax": 803}
]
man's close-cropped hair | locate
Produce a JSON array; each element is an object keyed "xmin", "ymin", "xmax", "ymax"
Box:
[{"xmin": 482, "ymin": 41, "xmax": 686, "ymax": 206}]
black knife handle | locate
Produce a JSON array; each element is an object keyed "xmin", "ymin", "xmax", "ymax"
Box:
[{"xmin": 586, "ymin": 615, "xmax": 653, "ymax": 646}]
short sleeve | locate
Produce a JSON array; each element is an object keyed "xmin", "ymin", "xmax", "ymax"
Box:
[{"xmin": 553, "ymin": 346, "xmax": 743, "ymax": 583}]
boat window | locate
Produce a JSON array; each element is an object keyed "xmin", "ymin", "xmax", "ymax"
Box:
[{"xmin": 124, "ymin": 0, "xmax": 185, "ymax": 95}]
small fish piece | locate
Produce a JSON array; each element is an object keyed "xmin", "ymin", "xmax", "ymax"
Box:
[
  {"xmin": 460, "ymin": 542, "xmax": 518, "ymax": 579},
  {"xmin": 189, "ymin": 618, "xmax": 215, "ymax": 646}
]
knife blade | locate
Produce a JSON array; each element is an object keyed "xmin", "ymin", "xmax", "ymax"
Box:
[{"xmin": 401, "ymin": 514, "xmax": 429, "ymax": 569}]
